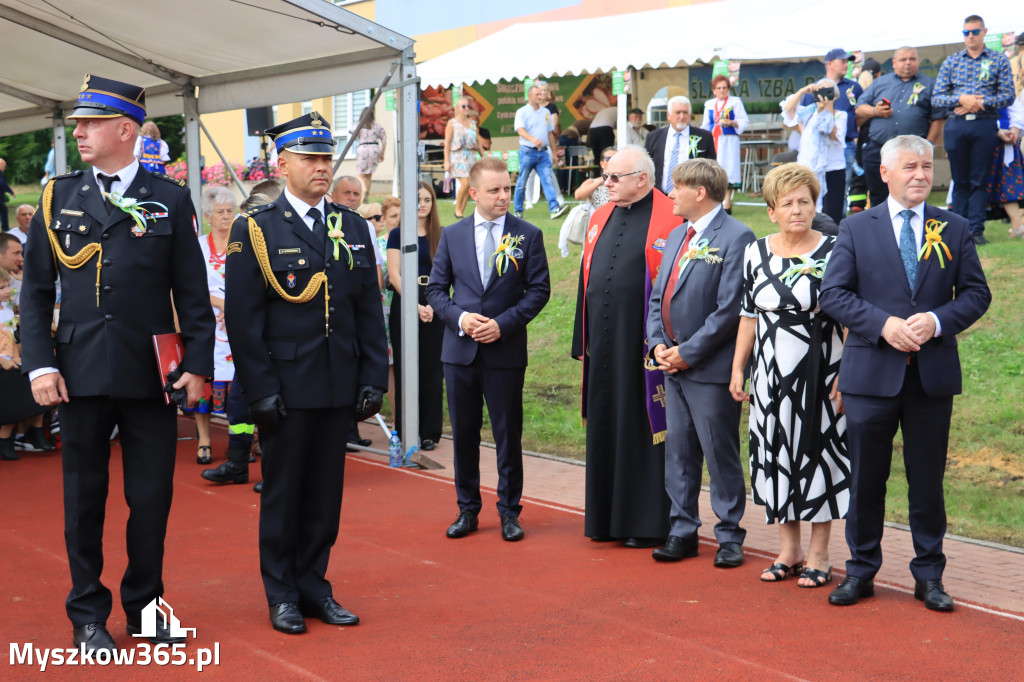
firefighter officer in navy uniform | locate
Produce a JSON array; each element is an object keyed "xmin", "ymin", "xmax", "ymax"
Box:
[
  {"xmin": 224, "ymin": 112, "xmax": 388, "ymax": 635},
  {"xmin": 19, "ymin": 75, "xmax": 215, "ymax": 652}
]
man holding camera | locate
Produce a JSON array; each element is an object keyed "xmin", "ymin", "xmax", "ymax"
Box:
[
  {"xmin": 856, "ymin": 47, "xmax": 944, "ymax": 207},
  {"xmin": 224, "ymin": 112, "xmax": 388, "ymax": 635}
]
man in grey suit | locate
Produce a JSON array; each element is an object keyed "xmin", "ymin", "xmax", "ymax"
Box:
[{"xmin": 646, "ymin": 158, "xmax": 755, "ymax": 565}]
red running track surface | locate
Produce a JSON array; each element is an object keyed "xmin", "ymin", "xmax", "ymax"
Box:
[{"xmin": 1, "ymin": 423, "xmax": 1022, "ymax": 679}]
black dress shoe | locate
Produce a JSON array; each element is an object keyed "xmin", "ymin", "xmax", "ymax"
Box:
[
  {"xmin": 126, "ymin": 616, "xmax": 186, "ymax": 644},
  {"xmin": 500, "ymin": 513, "xmax": 524, "ymax": 542},
  {"xmin": 253, "ymin": 480, "xmax": 263, "ymax": 493},
  {"xmin": 915, "ymin": 579, "xmax": 954, "ymax": 612},
  {"xmin": 201, "ymin": 460, "xmax": 249, "ymax": 484},
  {"xmin": 652, "ymin": 535, "xmax": 699, "ymax": 562},
  {"xmin": 300, "ymin": 597, "xmax": 359, "ymax": 625},
  {"xmin": 972, "ymin": 233, "xmax": 989, "ymax": 245},
  {"xmin": 420, "ymin": 439, "xmax": 436, "ymax": 451},
  {"xmin": 446, "ymin": 511, "xmax": 478, "ymax": 538},
  {"xmin": 73, "ymin": 623, "xmax": 116, "ymax": 652},
  {"xmin": 623, "ymin": 537, "xmax": 662, "ymax": 548},
  {"xmin": 714, "ymin": 542, "xmax": 744, "ymax": 568},
  {"xmin": 829, "ymin": 575, "xmax": 875, "ymax": 606},
  {"xmin": 269, "ymin": 602, "xmax": 306, "ymax": 634}
]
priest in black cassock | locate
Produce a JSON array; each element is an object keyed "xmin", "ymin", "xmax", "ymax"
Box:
[{"xmin": 572, "ymin": 146, "xmax": 679, "ymax": 547}]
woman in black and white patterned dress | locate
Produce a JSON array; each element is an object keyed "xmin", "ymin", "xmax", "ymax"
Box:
[{"xmin": 730, "ymin": 163, "xmax": 849, "ymax": 588}]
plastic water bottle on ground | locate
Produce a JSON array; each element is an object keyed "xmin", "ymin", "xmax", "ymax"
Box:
[{"xmin": 388, "ymin": 431, "xmax": 402, "ymax": 468}]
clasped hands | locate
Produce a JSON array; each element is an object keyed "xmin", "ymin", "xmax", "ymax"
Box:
[
  {"xmin": 651, "ymin": 343, "xmax": 689, "ymax": 374},
  {"xmin": 882, "ymin": 313, "xmax": 935, "ymax": 353},
  {"xmin": 461, "ymin": 312, "xmax": 501, "ymax": 343},
  {"xmin": 954, "ymin": 94, "xmax": 985, "ymax": 115}
]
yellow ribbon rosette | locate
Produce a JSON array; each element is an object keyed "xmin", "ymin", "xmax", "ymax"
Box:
[
  {"xmin": 490, "ymin": 233, "xmax": 525, "ymax": 276},
  {"xmin": 917, "ymin": 218, "xmax": 953, "ymax": 268}
]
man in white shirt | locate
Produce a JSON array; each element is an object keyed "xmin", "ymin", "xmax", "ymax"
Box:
[
  {"xmin": 512, "ymin": 85, "xmax": 569, "ymax": 220},
  {"xmin": 7, "ymin": 204, "xmax": 34, "ymax": 244},
  {"xmin": 644, "ymin": 96, "xmax": 716, "ymax": 194}
]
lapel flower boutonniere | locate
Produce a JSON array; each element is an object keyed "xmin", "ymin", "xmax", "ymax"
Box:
[
  {"xmin": 326, "ymin": 213, "xmax": 354, "ymax": 269},
  {"xmin": 918, "ymin": 218, "xmax": 952, "ymax": 268},
  {"xmin": 979, "ymin": 58, "xmax": 992, "ymax": 81},
  {"xmin": 688, "ymin": 135, "xmax": 701, "ymax": 157},
  {"xmin": 781, "ymin": 255, "xmax": 827, "ymax": 287},
  {"xmin": 490, "ymin": 234, "xmax": 526, "ymax": 277},
  {"xmin": 679, "ymin": 238, "xmax": 722, "ymax": 275},
  {"xmin": 105, "ymin": 192, "xmax": 168, "ymax": 237}
]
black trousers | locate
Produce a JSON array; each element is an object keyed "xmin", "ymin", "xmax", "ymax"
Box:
[
  {"xmin": 224, "ymin": 379, "xmax": 254, "ymax": 465},
  {"xmin": 945, "ymin": 117, "xmax": 999, "ymax": 235},
  {"xmin": 60, "ymin": 396, "xmax": 177, "ymax": 626},
  {"xmin": 861, "ymin": 145, "xmax": 890, "ymax": 208},
  {"xmin": 821, "ymin": 168, "xmax": 847, "ymax": 225},
  {"xmin": 589, "ymin": 126, "xmax": 615, "ymax": 166},
  {"xmin": 842, "ymin": 363, "xmax": 953, "ymax": 582},
  {"xmin": 389, "ymin": 289, "xmax": 444, "ymax": 442},
  {"xmin": 259, "ymin": 405, "xmax": 351, "ymax": 606},
  {"xmin": 443, "ymin": 362, "xmax": 525, "ymax": 516}
]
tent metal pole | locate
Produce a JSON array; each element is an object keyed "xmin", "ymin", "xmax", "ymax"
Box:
[
  {"xmin": 182, "ymin": 87, "xmax": 203, "ymax": 218},
  {"xmin": 52, "ymin": 113, "xmax": 67, "ymax": 176},
  {"xmin": 396, "ymin": 51, "xmax": 440, "ymax": 470},
  {"xmin": 197, "ymin": 117, "xmax": 247, "ymax": 197}
]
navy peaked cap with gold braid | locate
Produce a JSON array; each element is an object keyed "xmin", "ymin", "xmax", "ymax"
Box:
[
  {"xmin": 267, "ymin": 112, "xmax": 336, "ymax": 155},
  {"xmin": 68, "ymin": 74, "xmax": 146, "ymax": 125}
]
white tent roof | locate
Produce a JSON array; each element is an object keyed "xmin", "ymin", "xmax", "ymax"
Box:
[
  {"xmin": 0, "ymin": 0, "xmax": 413, "ymax": 136},
  {"xmin": 418, "ymin": 0, "xmax": 1014, "ymax": 86}
]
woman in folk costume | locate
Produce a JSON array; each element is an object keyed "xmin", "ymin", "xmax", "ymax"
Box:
[{"xmin": 701, "ymin": 75, "xmax": 749, "ymax": 213}]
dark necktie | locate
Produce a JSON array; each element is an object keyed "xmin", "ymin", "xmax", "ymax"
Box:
[
  {"xmin": 308, "ymin": 206, "xmax": 327, "ymax": 247},
  {"xmin": 898, "ymin": 209, "xmax": 917, "ymax": 289},
  {"xmin": 98, "ymin": 173, "xmax": 119, "ymax": 215},
  {"xmin": 661, "ymin": 225, "xmax": 697, "ymax": 342}
]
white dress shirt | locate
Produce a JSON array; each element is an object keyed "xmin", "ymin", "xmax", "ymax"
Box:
[
  {"xmin": 456, "ymin": 211, "xmax": 507, "ymax": 334},
  {"xmin": 282, "ymin": 187, "xmax": 327, "ymax": 230}
]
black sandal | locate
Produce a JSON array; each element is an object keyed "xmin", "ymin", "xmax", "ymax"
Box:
[
  {"xmin": 196, "ymin": 445, "xmax": 212, "ymax": 465},
  {"xmin": 760, "ymin": 561, "xmax": 805, "ymax": 582},
  {"xmin": 798, "ymin": 565, "xmax": 833, "ymax": 588}
]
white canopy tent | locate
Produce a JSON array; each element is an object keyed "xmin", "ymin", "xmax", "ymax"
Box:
[
  {"xmin": 418, "ymin": 0, "xmax": 1014, "ymax": 86},
  {"xmin": 0, "ymin": 0, "xmax": 434, "ymax": 465}
]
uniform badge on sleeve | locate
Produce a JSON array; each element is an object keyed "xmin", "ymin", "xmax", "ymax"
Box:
[{"xmin": 226, "ymin": 241, "xmax": 243, "ymax": 256}]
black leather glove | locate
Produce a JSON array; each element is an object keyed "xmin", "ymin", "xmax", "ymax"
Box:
[
  {"xmin": 353, "ymin": 385, "xmax": 384, "ymax": 422},
  {"xmin": 163, "ymin": 368, "xmax": 189, "ymax": 411},
  {"xmin": 249, "ymin": 394, "xmax": 288, "ymax": 435}
]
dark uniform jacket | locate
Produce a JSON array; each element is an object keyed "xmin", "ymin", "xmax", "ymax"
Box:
[
  {"xmin": 20, "ymin": 169, "xmax": 215, "ymax": 397},
  {"xmin": 224, "ymin": 199, "xmax": 388, "ymax": 409}
]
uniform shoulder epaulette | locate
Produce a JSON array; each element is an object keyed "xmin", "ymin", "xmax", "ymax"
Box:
[
  {"xmin": 243, "ymin": 202, "xmax": 275, "ymax": 220},
  {"xmin": 50, "ymin": 169, "xmax": 83, "ymax": 182},
  {"xmin": 330, "ymin": 201, "xmax": 357, "ymax": 214},
  {"xmin": 152, "ymin": 172, "xmax": 186, "ymax": 187}
]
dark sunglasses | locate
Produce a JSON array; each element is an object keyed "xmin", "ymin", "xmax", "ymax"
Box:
[
  {"xmin": 962, "ymin": 28, "xmax": 982, "ymax": 36},
  {"xmin": 602, "ymin": 170, "xmax": 641, "ymax": 183},
  {"xmin": 459, "ymin": 104, "xmax": 472, "ymax": 109},
  {"xmin": 367, "ymin": 214, "xmax": 383, "ymax": 221}
]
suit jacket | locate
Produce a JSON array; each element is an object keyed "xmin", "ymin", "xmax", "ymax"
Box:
[
  {"xmin": 425, "ymin": 214, "xmax": 550, "ymax": 368},
  {"xmin": 646, "ymin": 209, "xmax": 755, "ymax": 384},
  {"xmin": 224, "ymin": 200, "xmax": 388, "ymax": 408},
  {"xmin": 20, "ymin": 168, "xmax": 214, "ymax": 398},
  {"xmin": 819, "ymin": 203, "xmax": 990, "ymax": 397},
  {"xmin": 644, "ymin": 126, "xmax": 716, "ymax": 192}
]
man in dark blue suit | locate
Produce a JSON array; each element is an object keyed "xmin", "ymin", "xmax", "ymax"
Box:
[
  {"xmin": 820, "ymin": 135, "xmax": 990, "ymax": 612},
  {"xmin": 425, "ymin": 156, "xmax": 550, "ymax": 542}
]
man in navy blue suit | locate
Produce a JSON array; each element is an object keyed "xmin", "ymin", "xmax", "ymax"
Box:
[
  {"xmin": 820, "ymin": 135, "xmax": 990, "ymax": 612},
  {"xmin": 425, "ymin": 156, "xmax": 550, "ymax": 542}
]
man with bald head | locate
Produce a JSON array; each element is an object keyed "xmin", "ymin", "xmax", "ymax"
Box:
[
  {"xmin": 572, "ymin": 145, "xmax": 677, "ymax": 546},
  {"xmin": 331, "ymin": 175, "xmax": 363, "ymax": 209},
  {"xmin": 7, "ymin": 204, "xmax": 34, "ymax": 244},
  {"xmin": 856, "ymin": 47, "xmax": 944, "ymax": 206}
]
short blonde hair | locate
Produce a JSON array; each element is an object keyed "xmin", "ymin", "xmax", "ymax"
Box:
[
  {"xmin": 357, "ymin": 202, "xmax": 382, "ymax": 219},
  {"xmin": 762, "ymin": 163, "xmax": 820, "ymax": 210}
]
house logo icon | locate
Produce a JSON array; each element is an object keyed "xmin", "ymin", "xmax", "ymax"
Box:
[{"xmin": 132, "ymin": 597, "xmax": 197, "ymax": 639}]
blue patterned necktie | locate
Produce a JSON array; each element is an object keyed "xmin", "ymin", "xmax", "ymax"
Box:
[
  {"xmin": 664, "ymin": 132, "xmax": 681, "ymax": 194},
  {"xmin": 898, "ymin": 209, "xmax": 917, "ymax": 289}
]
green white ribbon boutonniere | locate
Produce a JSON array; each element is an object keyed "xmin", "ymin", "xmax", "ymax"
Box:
[
  {"xmin": 326, "ymin": 213, "xmax": 354, "ymax": 269},
  {"xmin": 979, "ymin": 58, "xmax": 992, "ymax": 81},
  {"xmin": 679, "ymin": 238, "xmax": 722, "ymax": 275},
  {"xmin": 105, "ymin": 192, "xmax": 168, "ymax": 236},
  {"xmin": 688, "ymin": 135, "xmax": 701, "ymax": 157},
  {"xmin": 490, "ymin": 234, "xmax": 526, "ymax": 276},
  {"xmin": 780, "ymin": 255, "xmax": 827, "ymax": 287}
]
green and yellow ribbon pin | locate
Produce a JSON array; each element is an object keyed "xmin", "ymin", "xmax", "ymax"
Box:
[
  {"xmin": 490, "ymin": 233, "xmax": 526, "ymax": 276},
  {"xmin": 781, "ymin": 255, "xmax": 827, "ymax": 287},
  {"xmin": 688, "ymin": 135, "xmax": 701, "ymax": 157},
  {"xmin": 679, "ymin": 238, "xmax": 722, "ymax": 275},
  {"xmin": 326, "ymin": 213, "xmax": 354, "ymax": 269},
  {"xmin": 105, "ymin": 193, "xmax": 168, "ymax": 236},
  {"xmin": 918, "ymin": 218, "xmax": 952, "ymax": 268},
  {"xmin": 908, "ymin": 82, "xmax": 925, "ymax": 106},
  {"xmin": 979, "ymin": 59, "xmax": 991, "ymax": 81}
]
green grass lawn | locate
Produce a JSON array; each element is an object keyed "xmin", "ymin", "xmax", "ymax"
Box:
[{"xmin": 9, "ymin": 184, "xmax": 1024, "ymax": 546}]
